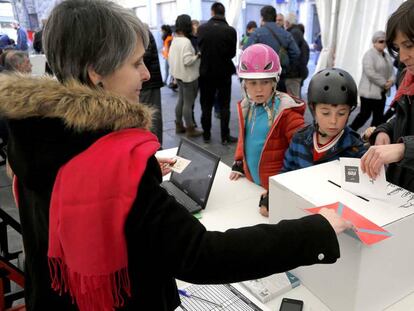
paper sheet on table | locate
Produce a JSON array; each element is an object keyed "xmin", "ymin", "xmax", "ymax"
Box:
[
  {"xmin": 307, "ymin": 202, "xmax": 392, "ymax": 245},
  {"xmin": 340, "ymin": 157, "xmax": 387, "ymax": 200}
]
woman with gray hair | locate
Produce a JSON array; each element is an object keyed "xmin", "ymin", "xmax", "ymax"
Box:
[
  {"xmin": 350, "ymin": 30, "xmax": 395, "ymax": 131},
  {"xmin": 0, "ymin": 1, "xmax": 350, "ymax": 310}
]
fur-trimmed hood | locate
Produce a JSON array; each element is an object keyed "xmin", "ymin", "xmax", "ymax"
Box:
[
  {"xmin": 0, "ymin": 73, "xmax": 155, "ymax": 190},
  {"xmin": 0, "ymin": 73, "xmax": 152, "ymax": 131}
]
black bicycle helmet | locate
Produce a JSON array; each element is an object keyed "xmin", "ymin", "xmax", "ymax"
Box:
[{"xmin": 307, "ymin": 68, "xmax": 358, "ymax": 109}]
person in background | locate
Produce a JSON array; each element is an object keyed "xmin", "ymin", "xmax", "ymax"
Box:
[
  {"xmin": 190, "ymin": 19, "xmax": 200, "ymax": 52},
  {"xmin": 361, "ymin": 0, "xmax": 414, "ymax": 192},
  {"xmin": 198, "ymin": 2, "xmax": 238, "ymax": 144},
  {"xmin": 139, "ymin": 28, "xmax": 164, "ymax": 146},
  {"xmin": 230, "ymin": 44, "xmax": 305, "ymax": 217},
  {"xmin": 284, "ymin": 13, "xmax": 310, "ymax": 98},
  {"xmin": 168, "ymin": 14, "xmax": 203, "ymax": 137},
  {"xmin": 240, "ymin": 21, "xmax": 257, "ymax": 49},
  {"xmin": 245, "ymin": 6, "xmax": 300, "ymax": 93},
  {"xmin": 282, "ymin": 68, "xmax": 366, "ymax": 173},
  {"xmin": 3, "ymin": 50, "xmax": 32, "ymax": 73},
  {"xmin": 314, "ymin": 32, "xmax": 322, "ymax": 65},
  {"xmin": 276, "ymin": 13, "xmax": 285, "ymax": 28},
  {"xmin": 33, "ymin": 19, "xmax": 48, "ymax": 54},
  {"xmin": 0, "ymin": 34, "xmax": 12, "ymax": 49},
  {"xmin": 190, "ymin": 19, "xmax": 200, "ymax": 127},
  {"xmin": 0, "ymin": 1, "xmax": 351, "ymax": 310},
  {"xmin": 12, "ymin": 21, "xmax": 28, "ymax": 51},
  {"xmin": 161, "ymin": 24, "xmax": 175, "ymax": 89},
  {"xmin": 350, "ymin": 31, "xmax": 394, "ymax": 132}
]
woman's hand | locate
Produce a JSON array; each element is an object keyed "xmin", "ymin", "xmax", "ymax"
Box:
[
  {"xmin": 375, "ymin": 132, "xmax": 391, "ymax": 145},
  {"xmin": 360, "ymin": 143, "xmax": 405, "ymax": 179},
  {"xmin": 157, "ymin": 157, "xmax": 177, "ymax": 176},
  {"xmin": 384, "ymin": 80, "xmax": 393, "ymax": 90},
  {"xmin": 318, "ymin": 208, "xmax": 354, "ymax": 234}
]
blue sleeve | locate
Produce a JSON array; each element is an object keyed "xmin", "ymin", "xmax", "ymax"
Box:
[
  {"xmin": 17, "ymin": 29, "xmax": 28, "ymax": 50},
  {"xmin": 356, "ymin": 142, "xmax": 367, "ymax": 158},
  {"xmin": 280, "ymin": 141, "xmax": 296, "ymax": 173}
]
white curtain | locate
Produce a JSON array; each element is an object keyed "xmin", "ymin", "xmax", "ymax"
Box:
[
  {"xmin": 227, "ymin": 0, "xmax": 242, "ymax": 28},
  {"xmin": 314, "ymin": 0, "xmax": 338, "ymax": 73},
  {"xmin": 335, "ymin": 0, "xmax": 404, "ymax": 85}
]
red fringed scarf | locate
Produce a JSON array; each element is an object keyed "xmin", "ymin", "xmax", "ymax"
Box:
[
  {"xmin": 48, "ymin": 128, "xmax": 160, "ymax": 311},
  {"xmin": 392, "ymin": 70, "xmax": 414, "ymax": 107}
]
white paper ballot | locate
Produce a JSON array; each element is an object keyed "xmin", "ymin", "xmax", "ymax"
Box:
[
  {"xmin": 340, "ymin": 157, "xmax": 388, "ymax": 200},
  {"xmin": 170, "ymin": 156, "xmax": 191, "ymax": 174}
]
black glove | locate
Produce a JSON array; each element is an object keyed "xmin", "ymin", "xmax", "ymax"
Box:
[{"xmin": 259, "ymin": 192, "xmax": 269, "ymax": 210}]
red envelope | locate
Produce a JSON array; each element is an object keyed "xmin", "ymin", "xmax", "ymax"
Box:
[{"xmin": 307, "ymin": 202, "xmax": 392, "ymax": 245}]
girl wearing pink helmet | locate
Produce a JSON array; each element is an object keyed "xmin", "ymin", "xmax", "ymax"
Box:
[{"xmin": 230, "ymin": 43, "xmax": 305, "ymax": 217}]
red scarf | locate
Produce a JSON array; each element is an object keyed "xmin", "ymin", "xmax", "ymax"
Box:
[
  {"xmin": 48, "ymin": 128, "xmax": 160, "ymax": 311},
  {"xmin": 392, "ymin": 70, "xmax": 414, "ymax": 106}
]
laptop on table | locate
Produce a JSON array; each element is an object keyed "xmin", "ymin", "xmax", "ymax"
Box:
[{"xmin": 161, "ymin": 138, "xmax": 220, "ymax": 214}]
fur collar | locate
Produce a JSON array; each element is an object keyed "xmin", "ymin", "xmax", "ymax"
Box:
[{"xmin": 0, "ymin": 73, "xmax": 153, "ymax": 132}]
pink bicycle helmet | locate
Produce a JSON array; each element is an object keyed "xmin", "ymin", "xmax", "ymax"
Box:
[{"xmin": 238, "ymin": 43, "xmax": 282, "ymax": 80}]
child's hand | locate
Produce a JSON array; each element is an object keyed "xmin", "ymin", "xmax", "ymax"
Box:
[
  {"xmin": 362, "ymin": 126, "xmax": 376, "ymax": 141},
  {"xmin": 258, "ymin": 191, "xmax": 269, "ymax": 217},
  {"xmin": 259, "ymin": 206, "xmax": 269, "ymax": 217},
  {"xmin": 229, "ymin": 171, "xmax": 242, "ymax": 180}
]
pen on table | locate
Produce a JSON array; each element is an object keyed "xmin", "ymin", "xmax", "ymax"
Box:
[{"xmin": 178, "ymin": 289, "xmax": 222, "ymax": 308}]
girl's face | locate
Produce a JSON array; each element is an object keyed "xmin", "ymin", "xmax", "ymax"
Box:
[
  {"xmin": 393, "ymin": 31, "xmax": 414, "ymax": 75},
  {"xmin": 244, "ymin": 79, "xmax": 274, "ymax": 103},
  {"xmin": 314, "ymin": 103, "xmax": 351, "ymax": 139},
  {"xmin": 100, "ymin": 39, "xmax": 150, "ymax": 103}
]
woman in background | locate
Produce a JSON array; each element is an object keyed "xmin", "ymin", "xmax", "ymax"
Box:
[
  {"xmin": 361, "ymin": 1, "xmax": 414, "ymax": 192},
  {"xmin": 350, "ymin": 30, "xmax": 394, "ymax": 132}
]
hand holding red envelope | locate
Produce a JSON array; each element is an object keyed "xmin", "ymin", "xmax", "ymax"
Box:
[{"xmin": 307, "ymin": 202, "xmax": 392, "ymax": 245}]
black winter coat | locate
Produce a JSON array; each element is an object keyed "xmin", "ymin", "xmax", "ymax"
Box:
[
  {"xmin": 286, "ymin": 25, "xmax": 310, "ymax": 80},
  {"xmin": 197, "ymin": 16, "xmax": 237, "ymax": 78},
  {"xmin": 0, "ymin": 74, "xmax": 340, "ymax": 311},
  {"xmin": 142, "ymin": 31, "xmax": 164, "ymax": 90},
  {"xmin": 371, "ymin": 95, "xmax": 414, "ymax": 192}
]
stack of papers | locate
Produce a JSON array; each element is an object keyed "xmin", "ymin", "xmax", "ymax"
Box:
[{"xmin": 240, "ymin": 272, "xmax": 300, "ymax": 303}]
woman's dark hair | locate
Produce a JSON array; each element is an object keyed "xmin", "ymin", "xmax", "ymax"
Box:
[
  {"xmin": 386, "ymin": 0, "xmax": 414, "ymax": 58},
  {"xmin": 175, "ymin": 14, "xmax": 192, "ymax": 38},
  {"xmin": 161, "ymin": 24, "xmax": 172, "ymax": 40},
  {"xmin": 43, "ymin": 0, "xmax": 148, "ymax": 85}
]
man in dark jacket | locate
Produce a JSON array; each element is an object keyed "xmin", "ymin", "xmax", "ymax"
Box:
[
  {"xmin": 140, "ymin": 29, "xmax": 164, "ymax": 146},
  {"xmin": 245, "ymin": 5, "xmax": 300, "ymax": 93},
  {"xmin": 198, "ymin": 2, "xmax": 237, "ymax": 144},
  {"xmin": 285, "ymin": 13, "xmax": 310, "ymax": 98}
]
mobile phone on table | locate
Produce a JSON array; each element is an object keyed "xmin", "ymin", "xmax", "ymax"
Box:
[{"xmin": 279, "ymin": 297, "xmax": 304, "ymax": 311}]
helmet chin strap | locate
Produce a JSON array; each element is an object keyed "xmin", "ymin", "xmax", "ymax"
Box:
[{"xmin": 318, "ymin": 129, "xmax": 328, "ymax": 138}]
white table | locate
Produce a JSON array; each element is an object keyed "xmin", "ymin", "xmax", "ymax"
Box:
[{"xmin": 157, "ymin": 149, "xmax": 414, "ymax": 311}]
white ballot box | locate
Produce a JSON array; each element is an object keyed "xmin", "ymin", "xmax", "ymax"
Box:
[{"xmin": 269, "ymin": 160, "xmax": 414, "ymax": 311}]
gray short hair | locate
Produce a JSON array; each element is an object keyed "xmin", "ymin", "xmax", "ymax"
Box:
[
  {"xmin": 372, "ymin": 30, "xmax": 385, "ymax": 43},
  {"xmin": 4, "ymin": 50, "xmax": 28, "ymax": 71},
  {"xmin": 285, "ymin": 13, "xmax": 297, "ymax": 25},
  {"xmin": 43, "ymin": 0, "xmax": 149, "ymax": 85}
]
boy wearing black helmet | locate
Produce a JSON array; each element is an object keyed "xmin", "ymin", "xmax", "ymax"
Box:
[{"xmin": 281, "ymin": 68, "xmax": 366, "ymax": 172}]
